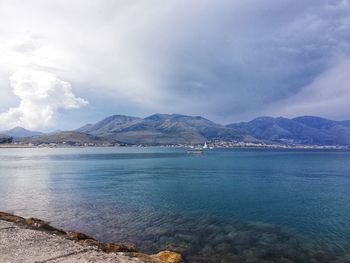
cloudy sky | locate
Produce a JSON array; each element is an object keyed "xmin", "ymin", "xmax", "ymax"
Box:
[{"xmin": 0, "ymin": 0, "xmax": 349, "ymax": 131}]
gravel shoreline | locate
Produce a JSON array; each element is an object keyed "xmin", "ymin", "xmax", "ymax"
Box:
[{"xmin": 0, "ymin": 211, "xmax": 182, "ymax": 263}]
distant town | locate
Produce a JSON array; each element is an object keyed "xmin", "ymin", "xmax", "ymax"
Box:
[{"xmin": 1, "ymin": 140, "xmax": 348, "ymax": 150}]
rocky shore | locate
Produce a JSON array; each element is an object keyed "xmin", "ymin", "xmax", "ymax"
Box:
[{"xmin": 0, "ymin": 211, "xmax": 182, "ymax": 263}]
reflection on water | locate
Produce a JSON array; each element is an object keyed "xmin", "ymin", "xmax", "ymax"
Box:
[
  {"xmin": 1, "ymin": 158, "xmax": 54, "ymax": 216},
  {"xmin": 1, "ymin": 147, "xmax": 350, "ymax": 262}
]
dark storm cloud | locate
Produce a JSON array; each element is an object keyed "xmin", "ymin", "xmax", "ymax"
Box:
[{"xmin": 142, "ymin": 0, "xmax": 350, "ymax": 121}]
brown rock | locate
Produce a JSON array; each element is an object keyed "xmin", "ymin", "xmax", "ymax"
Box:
[
  {"xmin": 25, "ymin": 218, "xmax": 47, "ymax": 227},
  {"xmin": 24, "ymin": 218, "xmax": 65, "ymax": 234},
  {"xmin": 0, "ymin": 212, "xmax": 25, "ymax": 223},
  {"xmin": 79, "ymin": 238, "xmax": 101, "ymax": 248},
  {"xmin": 101, "ymin": 242, "xmax": 137, "ymax": 253},
  {"xmin": 151, "ymin": 251, "xmax": 183, "ymax": 263},
  {"xmin": 67, "ymin": 231, "xmax": 96, "ymax": 241}
]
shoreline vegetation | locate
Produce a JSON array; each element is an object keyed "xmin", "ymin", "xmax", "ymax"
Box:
[{"xmin": 0, "ymin": 211, "xmax": 182, "ymax": 263}]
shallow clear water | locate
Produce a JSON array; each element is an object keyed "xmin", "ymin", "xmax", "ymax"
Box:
[{"xmin": 1, "ymin": 147, "xmax": 350, "ymax": 262}]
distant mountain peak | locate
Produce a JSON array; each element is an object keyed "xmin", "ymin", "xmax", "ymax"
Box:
[
  {"xmin": 145, "ymin": 113, "xmax": 210, "ymax": 122},
  {"xmin": 9, "ymin": 127, "xmax": 29, "ymax": 132},
  {"xmin": 292, "ymin": 116, "xmax": 338, "ymax": 129},
  {"xmin": 145, "ymin": 113, "xmax": 185, "ymax": 121},
  {"xmin": 76, "ymin": 114, "xmax": 143, "ymax": 135},
  {"xmin": 107, "ymin": 114, "xmax": 140, "ymax": 120},
  {"xmin": 75, "ymin": 112, "xmax": 245, "ymax": 145},
  {"xmin": 251, "ymin": 116, "xmax": 277, "ymax": 122},
  {"xmin": 1, "ymin": 127, "xmax": 44, "ymax": 138}
]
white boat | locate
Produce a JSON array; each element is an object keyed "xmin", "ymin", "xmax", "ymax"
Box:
[
  {"xmin": 187, "ymin": 146, "xmax": 203, "ymax": 154},
  {"xmin": 187, "ymin": 142, "xmax": 210, "ymax": 154}
]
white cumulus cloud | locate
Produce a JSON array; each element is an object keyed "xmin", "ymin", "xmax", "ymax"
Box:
[{"xmin": 0, "ymin": 69, "xmax": 88, "ymax": 130}]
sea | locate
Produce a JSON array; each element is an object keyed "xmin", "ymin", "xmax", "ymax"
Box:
[{"xmin": 0, "ymin": 147, "xmax": 350, "ymax": 262}]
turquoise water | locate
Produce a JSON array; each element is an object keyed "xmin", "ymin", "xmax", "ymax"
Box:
[{"xmin": 1, "ymin": 147, "xmax": 350, "ymax": 262}]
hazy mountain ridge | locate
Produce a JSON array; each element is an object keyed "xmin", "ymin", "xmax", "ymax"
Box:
[
  {"xmin": 228, "ymin": 116, "xmax": 350, "ymax": 145},
  {"xmin": 0, "ymin": 127, "xmax": 44, "ymax": 138}
]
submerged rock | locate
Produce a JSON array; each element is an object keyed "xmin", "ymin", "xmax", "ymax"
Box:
[
  {"xmin": 68, "ymin": 231, "xmax": 137, "ymax": 252},
  {"xmin": 102, "ymin": 242, "xmax": 137, "ymax": 253},
  {"xmin": 79, "ymin": 238, "xmax": 101, "ymax": 248},
  {"xmin": 68, "ymin": 230, "xmax": 96, "ymax": 241},
  {"xmin": 24, "ymin": 217, "xmax": 66, "ymax": 234},
  {"xmin": 130, "ymin": 250, "xmax": 182, "ymax": 263}
]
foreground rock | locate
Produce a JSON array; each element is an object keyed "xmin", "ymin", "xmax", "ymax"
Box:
[
  {"xmin": 0, "ymin": 212, "xmax": 182, "ymax": 263},
  {"xmin": 151, "ymin": 251, "xmax": 183, "ymax": 263}
]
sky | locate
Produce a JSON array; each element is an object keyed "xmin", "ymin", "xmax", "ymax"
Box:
[{"xmin": 0, "ymin": 0, "xmax": 349, "ymax": 131}]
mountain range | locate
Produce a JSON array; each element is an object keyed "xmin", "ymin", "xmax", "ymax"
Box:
[
  {"xmin": 2, "ymin": 114, "xmax": 350, "ymax": 146},
  {"xmin": 228, "ymin": 116, "xmax": 350, "ymax": 146}
]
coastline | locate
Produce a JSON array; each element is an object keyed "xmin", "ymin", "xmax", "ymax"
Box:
[
  {"xmin": 0, "ymin": 211, "xmax": 182, "ymax": 263},
  {"xmin": 0, "ymin": 143, "xmax": 348, "ymax": 150}
]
